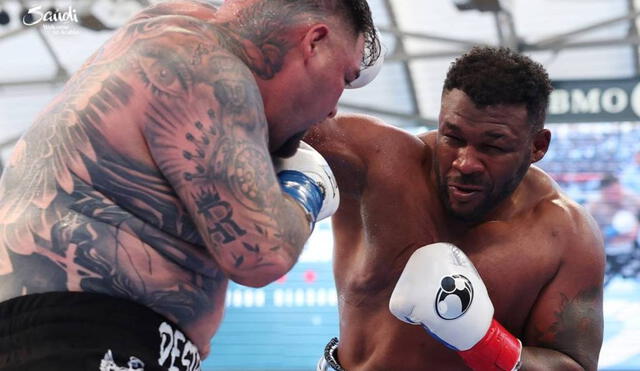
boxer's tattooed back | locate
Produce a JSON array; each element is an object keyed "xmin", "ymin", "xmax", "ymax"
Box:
[{"xmin": 0, "ymin": 1, "xmax": 312, "ymax": 348}]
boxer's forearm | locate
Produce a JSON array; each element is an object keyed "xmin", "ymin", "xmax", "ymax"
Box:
[
  {"xmin": 233, "ymin": 143, "xmax": 342, "ymax": 286},
  {"xmin": 211, "ymin": 194, "xmax": 311, "ymax": 288},
  {"xmin": 520, "ymin": 346, "xmax": 591, "ymax": 371}
]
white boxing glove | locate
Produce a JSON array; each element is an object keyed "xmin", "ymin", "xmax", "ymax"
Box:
[
  {"xmin": 389, "ymin": 243, "xmax": 522, "ymax": 371},
  {"xmin": 346, "ymin": 49, "xmax": 385, "ymax": 89},
  {"xmin": 273, "ymin": 141, "xmax": 340, "ymax": 229}
]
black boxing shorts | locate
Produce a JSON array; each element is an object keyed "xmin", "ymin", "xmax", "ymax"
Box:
[{"xmin": 0, "ymin": 292, "xmax": 201, "ymax": 371}]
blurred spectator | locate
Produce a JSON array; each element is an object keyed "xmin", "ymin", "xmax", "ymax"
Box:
[
  {"xmin": 621, "ymin": 150, "xmax": 640, "ymax": 194},
  {"xmin": 587, "ymin": 174, "xmax": 640, "ymax": 284}
]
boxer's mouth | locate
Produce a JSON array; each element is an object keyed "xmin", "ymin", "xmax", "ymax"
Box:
[{"xmin": 448, "ymin": 184, "xmax": 483, "ymax": 201}]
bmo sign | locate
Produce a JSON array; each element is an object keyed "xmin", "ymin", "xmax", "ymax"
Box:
[{"xmin": 548, "ymin": 78, "xmax": 640, "ymax": 123}]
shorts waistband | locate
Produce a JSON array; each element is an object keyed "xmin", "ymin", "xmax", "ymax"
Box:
[
  {"xmin": 0, "ymin": 292, "xmax": 201, "ymax": 371},
  {"xmin": 318, "ymin": 337, "xmax": 346, "ymax": 371}
]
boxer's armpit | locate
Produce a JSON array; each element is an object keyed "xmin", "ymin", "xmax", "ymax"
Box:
[{"xmin": 530, "ymin": 286, "xmax": 603, "ymax": 369}]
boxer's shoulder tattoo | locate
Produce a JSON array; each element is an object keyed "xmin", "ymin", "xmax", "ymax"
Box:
[
  {"xmin": 546, "ymin": 287, "xmax": 601, "ymax": 340},
  {"xmin": 135, "ymin": 45, "xmax": 193, "ymax": 99},
  {"xmin": 533, "ymin": 286, "xmax": 602, "ymax": 365}
]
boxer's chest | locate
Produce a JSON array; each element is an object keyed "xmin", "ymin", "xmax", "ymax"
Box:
[
  {"xmin": 347, "ymin": 207, "xmax": 561, "ymax": 322},
  {"xmin": 338, "ymin": 180, "xmax": 440, "ymax": 297},
  {"xmin": 452, "ymin": 220, "xmax": 563, "ymax": 331}
]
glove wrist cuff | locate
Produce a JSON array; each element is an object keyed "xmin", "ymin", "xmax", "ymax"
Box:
[
  {"xmin": 457, "ymin": 319, "xmax": 522, "ymax": 371},
  {"xmin": 278, "ymin": 170, "xmax": 323, "ymax": 230}
]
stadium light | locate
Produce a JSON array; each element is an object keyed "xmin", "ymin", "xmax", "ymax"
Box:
[
  {"xmin": 452, "ymin": 0, "xmax": 502, "ymax": 12},
  {"xmin": 0, "ymin": 9, "xmax": 9, "ymax": 25}
]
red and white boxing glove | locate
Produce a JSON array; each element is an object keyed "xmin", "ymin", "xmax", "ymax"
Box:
[{"xmin": 389, "ymin": 243, "xmax": 522, "ymax": 371}]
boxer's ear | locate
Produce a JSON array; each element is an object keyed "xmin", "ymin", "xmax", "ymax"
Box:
[
  {"xmin": 300, "ymin": 23, "xmax": 329, "ymax": 61},
  {"xmin": 531, "ymin": 128, "xmax": 551, "ymax": 163}
]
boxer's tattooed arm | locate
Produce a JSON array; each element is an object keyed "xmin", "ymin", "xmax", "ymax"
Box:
[
  {"xmin": 140, "ymin": 30, "xmax": 308, "ymax": 282},
  {"xmin": 531, "ymin": 286, "xmax": 603, "ymax": 369}
]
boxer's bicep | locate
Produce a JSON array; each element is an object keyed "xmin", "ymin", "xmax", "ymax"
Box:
[
  {"xmin": 305, "ymin": 119, "xmax": 366, "ymax": 198},
  {"xmin": 139, "ymin": 34, "xmax": 307, "ymax": 285},
  {"xmin": 524, "ymin": 212, "xmax": 604, "ymax": 370}
]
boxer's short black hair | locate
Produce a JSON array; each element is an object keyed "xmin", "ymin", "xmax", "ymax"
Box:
[
  {"xmin": 229, "ymin": 1, "xmax": 381, "ymax": 71},
  {"xmin": 443, "ymin": 46, "xmax": 553, "ymax": 130},
  {"xmin": 331, "ymin": 0, "xmax": 381, "ymax": 68},
  {"xmin": 267, "ymin": 0, "xmax": 381, "ymax": 68}
]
